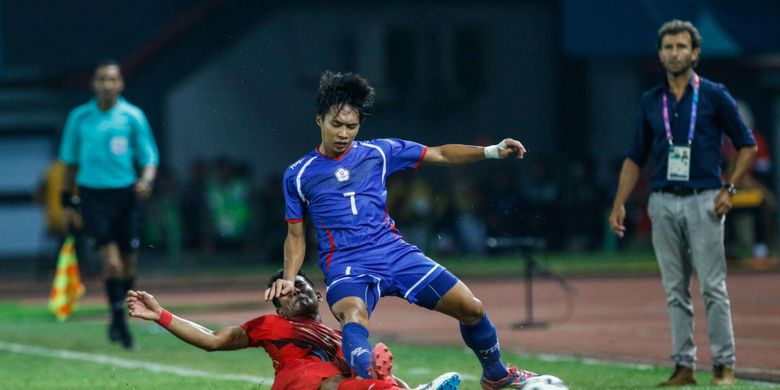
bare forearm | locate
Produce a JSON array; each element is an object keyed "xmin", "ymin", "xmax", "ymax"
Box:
[
  {"xmin": 425, "ymin": 144, "xmax": 485, "ymax": 165},
  {"xmin": 283, "ymin": 232, "xmax": 306, "ymax": 281},
  {"xmin": 140, "ymin": 165, "xmax": 157, "ymax": 183},
  {"xmin": 164, "ymin": 315, "xmax": 223, "ymax": 351},
  {"xmin": 424, "ymin": 138, "xmax": 526, "ymax": 165},
  {"xmin": 612, "ymin": 159, "xmax": 640, "ymax": 207},
  {"xmin": 726, "ymin": 146, "xmax": 758, "ymax": 185},
  {"xmin": 155, "ymin": 311, "xmax": 248, "ymax": 351},
  {"xmin": 128, "ymin": 290, "xmax": 248, "ymax": 351}
]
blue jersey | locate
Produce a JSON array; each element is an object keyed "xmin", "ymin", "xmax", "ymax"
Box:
[
  {"xmin": 283, "ymin": 139, "xmax": 428, "ymax": 274},
  {"xmin": 59, "ymin": 97, "xmax": 158, "ymax": 189}
]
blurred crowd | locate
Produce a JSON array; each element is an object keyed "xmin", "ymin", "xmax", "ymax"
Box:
[
  {"xmin": 111, "ymin": 138, "xmax": 777, "ymax": 264},
  {"xmin": 37, "ymin": 130, "xmax": 776, "ymax": 266},
  {"xmin": 386, "ymin": 156, "xmax": 610, "ymax": 256},
  {"xmin": 136, "ymin": 155, "xmax": 612, "ymax": 261},
  {"xmin": 140, "ymin": 156, "xmax": 287, "ymax": 261}
]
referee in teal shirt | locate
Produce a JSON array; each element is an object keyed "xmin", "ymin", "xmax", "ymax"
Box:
[{"xmin": 60, "ymin": 60, "xmax": 158, "ymax": 349}]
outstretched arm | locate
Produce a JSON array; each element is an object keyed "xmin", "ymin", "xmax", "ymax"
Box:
[
  {"xmin": 264, "ymin": 222, "xmax": 306, "ymax": 301},
  {"xmin": 422, "ymin": 138, "xmax": 526, "ymax": 166},
  {"xmin": 126, "ymin": 290, "xmax": 250, "ymax": 351}
]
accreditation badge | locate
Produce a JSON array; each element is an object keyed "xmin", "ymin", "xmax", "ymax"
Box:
[{"xmin": 667, "ymin": 145, "xmax": 691, "ymax": 181}]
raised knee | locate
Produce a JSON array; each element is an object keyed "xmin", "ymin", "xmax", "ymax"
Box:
[
  {"xmin": 336, "ymin": 310, "xmax": 363, "ymax": 325},
  {"xmin": 102, "ymin": 261, "xmax": 123, "ymax": 278},
  {"xmin": 332, "ymin": 298, "xmax": 369, "ymax": 327},
  {"xmin": 460, "ymin": 297, "xmax": 485, "ymax": 324}
]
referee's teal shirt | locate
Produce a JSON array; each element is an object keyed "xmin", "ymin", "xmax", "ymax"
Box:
[{"xmin": 59, "ymin": 97, "xmax": 159, "ymax": 189}]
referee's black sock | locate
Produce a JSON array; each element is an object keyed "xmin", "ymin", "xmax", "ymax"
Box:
[
  {"xmin": 106, "ymin": 277, "xmax": 134, "ymax": 349},
  {"xmin": 105, "ymin": 278, "xmax": 126, "ymax": 327},
  {"xmin": 122, "ymin": 277, "xmax": 135, "ymax": 295}
]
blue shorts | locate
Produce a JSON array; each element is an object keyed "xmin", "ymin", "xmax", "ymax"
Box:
[{"xmin": 325, "ymin": 250, "xmax": 458, "ymax": 315}]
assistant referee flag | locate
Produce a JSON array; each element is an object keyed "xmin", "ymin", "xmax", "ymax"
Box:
[{"xmin": 48, "ymin": 236, "xmax": 85, "ymax": 321}]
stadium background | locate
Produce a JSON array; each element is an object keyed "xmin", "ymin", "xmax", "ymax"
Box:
[{"xmin": 1, "ymin": 0, "xmax": 779, "ymax": 387}]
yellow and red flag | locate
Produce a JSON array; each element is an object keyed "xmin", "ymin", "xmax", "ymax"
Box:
[{"xmin": 48, "ymin": 236, "xmax": 85, "ymax": 321}]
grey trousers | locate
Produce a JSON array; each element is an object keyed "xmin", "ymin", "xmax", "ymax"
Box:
[{"xmin": 648, "ymin": 190, "xmax": 736, "ymax": 368}]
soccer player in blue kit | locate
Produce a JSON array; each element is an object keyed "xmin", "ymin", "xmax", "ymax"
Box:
[{"xmin": 265, "ymin": 71, "xmax": 532, "ymax": 389}]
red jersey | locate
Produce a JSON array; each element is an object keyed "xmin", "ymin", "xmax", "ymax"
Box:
[{"xmin": 241, "ymin": 315, "xmax": 351, "ymax": 389}]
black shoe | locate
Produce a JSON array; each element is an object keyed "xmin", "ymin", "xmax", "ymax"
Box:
[
  {"xmin": 108, "ymin": 323, "xmax": 121, "ymax": 343},
  {"xmin": 117, "ymin": 324, "xmax": 134, "ymax": 350}
]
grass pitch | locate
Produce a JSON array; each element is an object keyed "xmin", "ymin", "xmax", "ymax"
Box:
[{"xmin": 0, "ymin": 303, "xmax": 776, "ymax": 389}]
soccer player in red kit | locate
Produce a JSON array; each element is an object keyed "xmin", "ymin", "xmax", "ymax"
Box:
[{"xmin": 127, "ymin": 270, "xmax": 460, "ymax": 390}]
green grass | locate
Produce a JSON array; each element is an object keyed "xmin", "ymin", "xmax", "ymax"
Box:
[
  {"xmin": 0, "ymin": 303, "xmax": 775, "ymax": 389},
  {"xmin": 142, "ymin": 250, "xmax": 662, "ymax": 284},
  {"xmin": 438, "ymin": 251, "xmax": 661, "ymax": 278}
]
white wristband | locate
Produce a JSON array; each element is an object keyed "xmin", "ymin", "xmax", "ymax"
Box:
[{"xmin": 483, "ymin": 140, "xmax": 508, "ymax": 159}]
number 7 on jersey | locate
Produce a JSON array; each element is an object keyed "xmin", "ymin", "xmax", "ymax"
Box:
[{"xmin": 343, "ymin": 192, "xmax": 357, "ymax": 215}]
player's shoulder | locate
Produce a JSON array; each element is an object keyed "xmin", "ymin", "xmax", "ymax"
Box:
[
  {"xmin": 361, "ymin": 138, "xmax": 396, "ymax": 146},
  {"xmin": 370, "ymin": 138, "xmax": 426, "ymax": 156},
  {"xmin": 285, "ymin": 150, "xmax": 319, "ymax": 175},
  {"xmin": 360, "ymin": 138, "xmax": 409, "ymax": 150}
]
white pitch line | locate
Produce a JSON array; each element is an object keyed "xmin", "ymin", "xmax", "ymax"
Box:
[
  {"xmin": 0, "ymin": 340, "xmax": 273, "ymax": 385},
  {"xmin": 527, "ymin": 351, "xmax": 780, "ymax": 387}
]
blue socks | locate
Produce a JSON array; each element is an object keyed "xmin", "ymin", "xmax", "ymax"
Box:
[
  {"xmin": 342, "ymin": 316, "xmax": 507, "ymax": 381},
  {"xmin": 460, "ymin": 314, "xmax": 508, "ymax": 381},
  {"xmin": 342, "ymin": 322, "xmax": 372, "ymax": 378}
]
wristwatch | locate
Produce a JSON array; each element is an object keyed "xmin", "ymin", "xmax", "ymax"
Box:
[
  {"xmin": 723, "ymin": 183, "xmax": 737, "ymax": 196},
  {"xmin": 61, "ymin": 192, "xmax": 81, "ymax": 208}
]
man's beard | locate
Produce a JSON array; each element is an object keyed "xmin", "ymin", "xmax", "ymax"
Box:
[{"xmin": 668, "ymin": 61, "xmax": 693, "ymax": 77}]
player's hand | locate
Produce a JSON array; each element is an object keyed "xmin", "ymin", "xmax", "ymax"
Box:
[
  {"xmin": 127, "ymin": 290, "xmax": 163, "ymax": 321},
  {"xmin": 714, "ymin": 190, "xmax": 733, "ymax": 218},
  {"xmin": 135, "ymin": 179, "xmax": 153, "ymax": 199},
  {"xmin": 264, "ymin": 279, "xmax": 295, "ymax": 302},
  {"xmin": 609, "ymin": 205, "xmax": 627, "ymax": 238},
  {"xmin": 499, "ymin": 138, "xmax": 527, "ymax": 159}
]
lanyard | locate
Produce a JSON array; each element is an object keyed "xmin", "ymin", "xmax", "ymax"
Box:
[{"xmin": 662, "ymin": 73, "xmax": 700, "ymax": 146}]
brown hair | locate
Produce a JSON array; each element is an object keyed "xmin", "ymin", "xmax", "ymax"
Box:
[{"xmin": 657, "ymin": 20, "xmax": 702, "ymax": 49}]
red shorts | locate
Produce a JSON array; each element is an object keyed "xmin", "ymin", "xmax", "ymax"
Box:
[{"xmin": 272, "ymin": 360, "xmax": 346, "ymax": 390}]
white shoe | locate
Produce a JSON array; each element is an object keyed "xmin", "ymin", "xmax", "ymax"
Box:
[
  {"xmin": 522, "ymin": 375, "xmax": 569, "ymax": 390},
  {"xmin": 413, "ymin": 372, "xmax": 461, "ymax": 390}
]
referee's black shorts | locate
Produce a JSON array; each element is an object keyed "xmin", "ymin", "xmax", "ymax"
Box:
[{"xmin": 78, "ymin": 185, "xmax": 140, "ymax": 253}]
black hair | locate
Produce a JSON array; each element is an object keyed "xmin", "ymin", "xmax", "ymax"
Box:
[
  {"xmin": 94, "ymin": 58, "xmax": 122, "ymax": 79},
  {"xmin": 315, "ymin": 71, "xmax": 375, "ymax": 123},
  {"xmin": 95, "ymin": 58, "xmax": 122, "ymax": 72},
  {"xmin": 267, "ymin": 269, "xmax": 316, "ymax": 309},
  {"xmin": 657, "ymin": 20, "xmax": 702, "ymax": 50}
]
